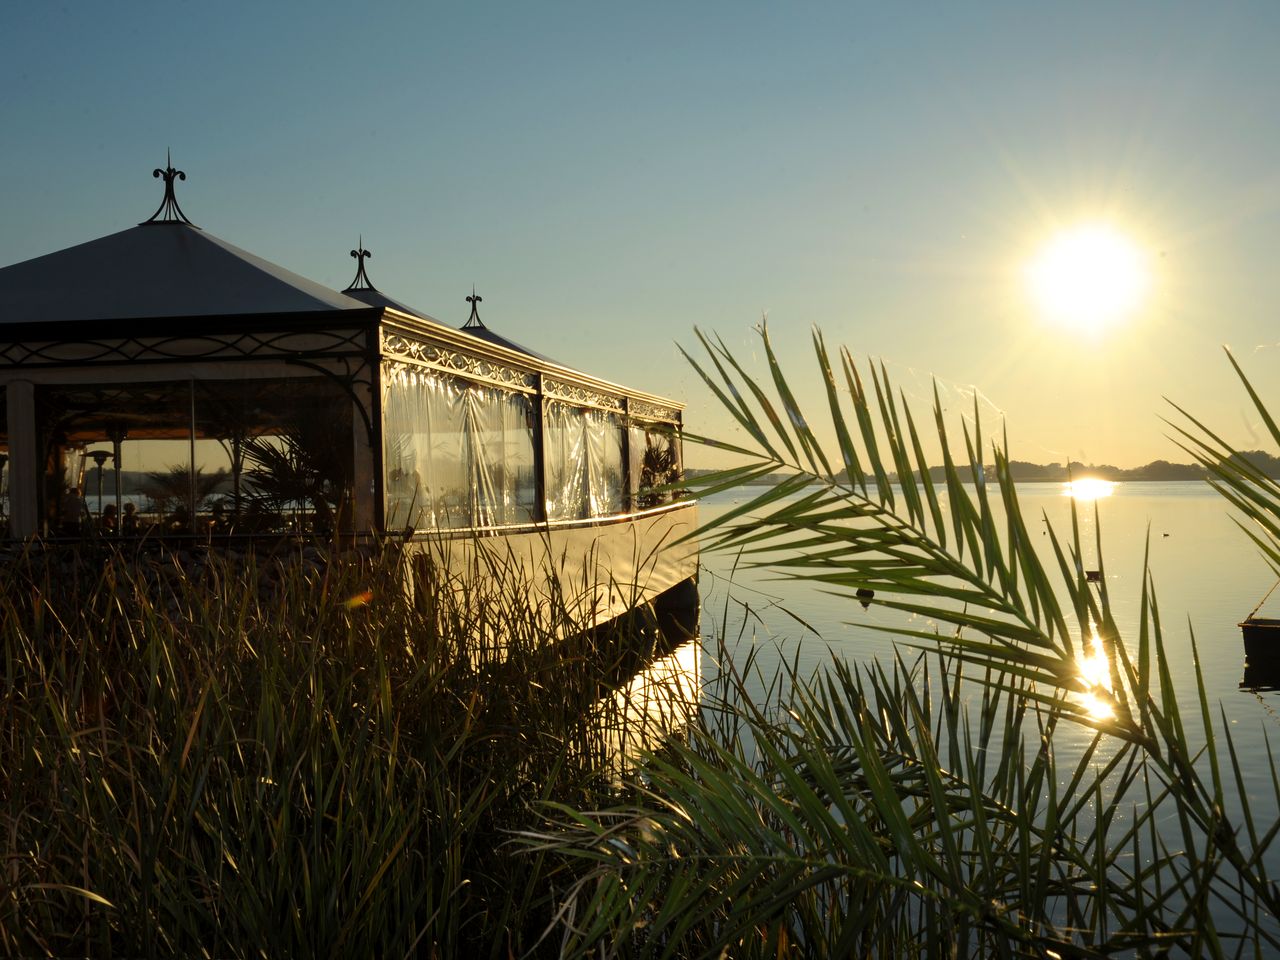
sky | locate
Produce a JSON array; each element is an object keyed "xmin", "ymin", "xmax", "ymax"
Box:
[{"xmin": 3, "ymin": 2, "xmax": 1280, "ymax": 469}]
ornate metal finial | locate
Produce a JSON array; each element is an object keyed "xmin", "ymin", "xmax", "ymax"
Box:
[
  {"xmin": 141, "ymin": 149, "xmax": 195, "ymax": 225},
  {"xmin": 344, "ymin": 236, "xmax": 377, "ymax": 291},
  {"xmin": 464, "ymin": 287, "xmax": 484, "ymax": 328}
]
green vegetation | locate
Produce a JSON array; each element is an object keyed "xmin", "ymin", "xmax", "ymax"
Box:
[
  {"xmin": 0, "ymin": 541, "xmax": 683, "ymax": 957},
  {"xmin": 526, "ymin": 329, "xmax": 1280, "ymax": 957}
]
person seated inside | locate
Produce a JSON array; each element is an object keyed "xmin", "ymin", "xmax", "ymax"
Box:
[
  {"xmin": 209, "ymin": 501, "xmax": 229, "ymax": 534},
  {"xmin": 58, "ymin": 484, "xmax": 88, "ymax": 536},
  {"xmin": 165, "ymin": 504, "xmax": 191, "ymax": 534},
  {"xmin": 100, "ymin": 503, "xmax": 117, "ymax": 534},
  {"xmin": 121, "ymin": 502, "xmax": 139, "ymax": 536}
]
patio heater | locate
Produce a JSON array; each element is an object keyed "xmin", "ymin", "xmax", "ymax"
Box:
[
  {"xmin": 106, "ymin": 423, "xmax": 128, "ymax": 523},
  {"xmin": 90, "ymin": 450, "xmax": 112, "ymax": 523}
]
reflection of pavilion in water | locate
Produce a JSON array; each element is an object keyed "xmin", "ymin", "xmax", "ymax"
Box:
[
  {"xmin": 584, "ymin": 593, "xmax": 703, "ymax": 783},
  {"xmin": 0, "ymin": 161, "xmax": 697, "ymax": 628},
  {"xmin": 596, "ymin": 637, "xmax": 701, "ymax": 781}
]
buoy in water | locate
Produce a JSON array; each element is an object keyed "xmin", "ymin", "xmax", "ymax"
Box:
[{"xmin": 856, "ymin": 587, "xmax": 875, "ymax": 610}]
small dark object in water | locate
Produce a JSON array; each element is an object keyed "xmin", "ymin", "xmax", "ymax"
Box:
[
  {"xmin": 856, "ymin": 587, "xmax": 875, "ymax": 610},
  {"xmin": 1163, "ymin": 532, "xmax": 1170, "ymax": 537},
  {"xmin": 1240, "ymin": 618, "xmax": 1280, "ymax": 663},
  {"xmin": 1085, "ymin": 570, "xmax": 1102, "ymax": 583}
]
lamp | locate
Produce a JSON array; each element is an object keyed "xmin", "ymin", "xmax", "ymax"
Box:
[{"xmin": 90, "ymin": 450, "xmax": 112, "ymax": 521}]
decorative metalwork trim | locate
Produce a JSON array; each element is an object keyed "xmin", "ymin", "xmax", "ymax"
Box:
[
  {"xmin": 0, "ymin": 328, "xmax": 369, "ymax": 368},
  {"xmin": 628, "ymin": 398, "xmax": 681, "ymax": 423},
  {"xmin": 344, "ymin": 239, "xmax": 376, "ymax": 291},
  {"xmin": 464, "ymin": 288, "xmax": 484, "ymax": 329},
  {"xmin": 381, "ymin": 332, "xmax": 538, "ymax": 392},
  {"xmin": 141, "ymin": 151, "xmax": 195, "ymax": 226},
  {"xmin": 543, "ymin": 377, "xmax": 625, "ymax": 413}
]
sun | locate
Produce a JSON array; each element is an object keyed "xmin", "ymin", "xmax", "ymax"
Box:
[{"xmin": 1025, "ymin": 224, "xmax": 1149, "ymax": 334}]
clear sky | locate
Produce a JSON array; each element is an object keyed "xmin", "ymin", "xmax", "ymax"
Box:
[{"xmin": 4, "ymin": 2, "xmax": 1280, "ymax": 468}]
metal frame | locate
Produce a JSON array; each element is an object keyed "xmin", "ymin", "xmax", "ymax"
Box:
[{"xmin": 0, "ymin": 299, "xmax": 684, "ymax": 539}]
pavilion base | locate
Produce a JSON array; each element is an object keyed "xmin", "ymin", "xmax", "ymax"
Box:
[{"xmin": 402, "ymin": 501, "xmax": 700, "ymax": 640}]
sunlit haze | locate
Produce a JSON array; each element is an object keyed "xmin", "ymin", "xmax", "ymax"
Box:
[{"xmin": 3, "ymin": 4, "xmax": 1279, "ymax": 470}]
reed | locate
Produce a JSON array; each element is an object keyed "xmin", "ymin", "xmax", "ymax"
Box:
[{"xmin": 0, "ymin": 539, "xmax": 677, "ymax": 958}]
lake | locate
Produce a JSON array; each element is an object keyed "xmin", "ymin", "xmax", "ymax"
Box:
[
  {"xmin": 698, "ymin": 480, "xmax": 1275, "ymax": 677},
  {"xmin": 687, "ymin": 480, "xmax": 1280, "ymax": 818}
]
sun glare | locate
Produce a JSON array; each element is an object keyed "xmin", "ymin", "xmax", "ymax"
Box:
[
  {"xmin": 1026, "ymin": 224, "xmax": 1149, "ymax": 334},
  {"xmin": 1064, "ymin": 477, "xmax": 1115, "ymax": 501},
  {"xmin": 1077, "ymin": 625, "xmax": 1116, "ymax": 721}
]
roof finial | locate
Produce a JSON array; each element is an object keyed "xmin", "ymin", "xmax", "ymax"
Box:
[
  {"xmin": 464, "ymin": 286, "xmax": 484, "ymax": 328},
  {"xmin": 141, "ymin": 150, "xmax": 195, "ymax": 225},
  {"xmin": 344, "ymin": 236, "xmax": 377, "ymax": 291}
]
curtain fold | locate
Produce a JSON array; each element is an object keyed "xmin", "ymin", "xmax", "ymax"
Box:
[
  {"xmin": 544, "ymin": 401, "xmax": 623, "ymax": 520},
  {"xmin": 384, "ymin": 367, "xmax": 534, "ymax": 531}
]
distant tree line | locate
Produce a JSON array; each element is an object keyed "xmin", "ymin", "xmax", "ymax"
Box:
[{"xmin": 688, "ymin": 450, "xmax": 1280, "ymax": 485}]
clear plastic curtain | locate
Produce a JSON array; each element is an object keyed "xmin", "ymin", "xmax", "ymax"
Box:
[
  {"xmin": 465, "ymin": 385, "xmax": 536, "ymax": 527},
  {"xmin": 383, "ymin": 367, "xmax": 466, "ymax": 529},
  {"xmin": 584, "ymin": 409, "xmax": 624, "ymax": 516},
  {"xmin": 384, "ymin": 367, "xmax": 534, "ymax": 530},
  {"xmin": 543, "ymin": 402, "xmax": 588, "ymax": 520},
  {"xmin": 544, "ymin": 401, "xmax": 623, "ymax": 520}
]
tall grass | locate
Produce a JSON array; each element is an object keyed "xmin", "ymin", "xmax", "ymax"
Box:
[
  {"xmin": 525, "ymin": 326, "xmax": 1280, "ymax": 958},
  {"xmin": 0, "ymin": 539, "xmax": 686, "ymax": 957}
]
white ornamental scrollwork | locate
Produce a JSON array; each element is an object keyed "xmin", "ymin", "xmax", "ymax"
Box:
[
  {"xmin": 381, "ymin": 333, "xmax": 537, "ymax": 392},
  {"xmin": 628, "ymin": 399, "xmax": 681, "ymax": 423},
  {"xmin": 543, "ymin": 378, "xmax": 625, "ymax": 413}
]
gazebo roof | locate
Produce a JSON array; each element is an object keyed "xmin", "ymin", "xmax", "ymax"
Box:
[
  {"xmin": 458, "ymin": 289, "xmax": 554, "ymax": 362},
  {"xmin": 0, "ymin": 221, "xmax": 370, "ymax": 325},
  {"xmin": 342, "ymin": 286, "xmax": 439, "ymax": 321},
  {"xmin": 0, "ymin": 162, "xmax": 566, "ymax": 373}
]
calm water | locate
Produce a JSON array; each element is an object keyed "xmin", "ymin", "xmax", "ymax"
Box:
[
  {"xmin": 598, "ymin": 480, "xmax": 1280, "ymax": 929},
  {"xmin": 693, "ymin": 481, "xmax": 1280, "ymax": 810},
  {"xmin": 699, "ymin": 481, "xmax": 1276, "ymax": 688}
]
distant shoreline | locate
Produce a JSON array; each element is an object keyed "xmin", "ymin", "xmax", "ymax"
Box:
[{"xmin": 689, "ymin": 450, "xmax": 1280, "ymax": 486}]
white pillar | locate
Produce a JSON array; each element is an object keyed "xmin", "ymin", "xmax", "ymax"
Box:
[{"xmin": 6, "ymin": 381, "xmax": 37, "ymax": 538}]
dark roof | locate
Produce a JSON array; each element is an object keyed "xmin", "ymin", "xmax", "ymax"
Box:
[
  {"xmin": 0, "ymin": 216, "xmax": 565, "ymax": 368},
  {"xmin": 342, "ymin": 286, "xmax": 440, "ymax": 322},
  {"xmin": 0, "ymin": 222, "xmax": 370, "ymax": 324},
  {"xmin": 458, "ymin": 323, "xmax": 555, "ymax": 363}
]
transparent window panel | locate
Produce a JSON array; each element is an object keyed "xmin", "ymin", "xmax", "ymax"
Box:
[
  {"xmin": 584, "ymin": 410, "xmax": 625, "ymax": 517},
  {"xmin": 545, "ymin": 403, "xmax": 624, "ymax": 521},
  {"xmin": 544, "ymin": 401, "xmax": 589, "ymax": 521},
  {"xmin": 628, "ymin": 424, "xmax": 647, "ymax": 508},
  {"xmin": 35, "ymin": 381, "xmax": 193, "ymax": 536},
  {"xmin": 425, "ymin": 376, "xmax": 468, "ymax": 529},
  {"xmin": 382, "ymin": 367, "xmax": 474, "ymax": 531},
  {"xmin": 383, "ymin": 365, "xmax": 424, "ymax": 531},
  {"xmin": 630, "ymin": 423, "xmax": 681, "ymax": 509},
  {"xmin": 467, "ymin": 386, "xmax": 537, "ymax": 527},
  {"xmin": 196, "ymin": 378, "xmax": 355, "ymax": 536}
]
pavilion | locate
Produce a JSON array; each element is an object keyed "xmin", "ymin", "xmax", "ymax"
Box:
[{"xmin": 0, "ymin": 161, "xmax": 695, "ymax": 624}]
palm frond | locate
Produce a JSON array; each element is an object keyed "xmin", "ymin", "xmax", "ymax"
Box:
[{"xmin": 528, "ymin": 326, "xmax": 1280, "ymax": 957}]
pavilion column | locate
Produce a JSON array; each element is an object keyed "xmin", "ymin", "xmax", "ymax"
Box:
[
  {"xmin": 6, "ymin": 381, "xmax": 38, "ymax": 538},
  {"xmin": 351, "ymin": 375, "xmax": 378, "ymax": 533}
]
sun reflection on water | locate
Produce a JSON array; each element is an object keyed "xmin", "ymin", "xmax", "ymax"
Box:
[
  {"xmin": 1064, "ymin": 478, "xmax": 1116, "ymax": 501},
  {"xmin": 1077, "ymin": 625, "xmax": 1115, "ymax": 720}
]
